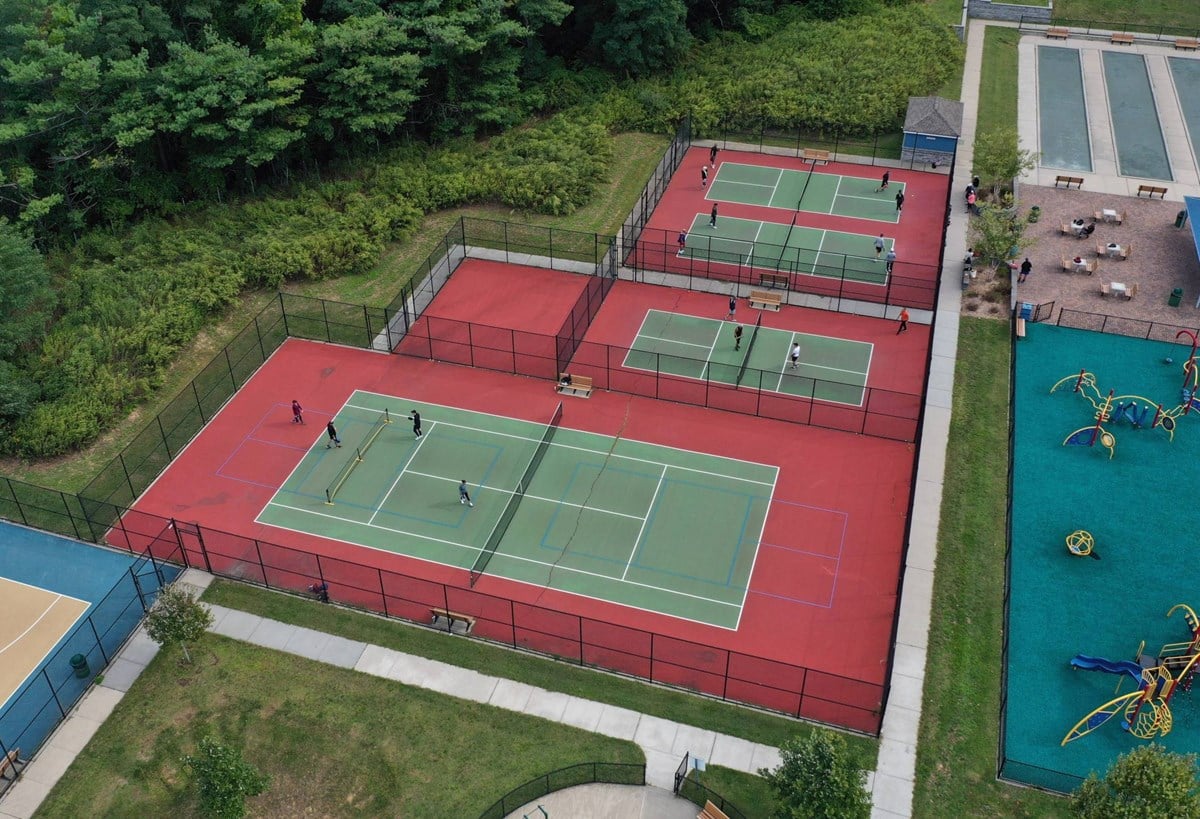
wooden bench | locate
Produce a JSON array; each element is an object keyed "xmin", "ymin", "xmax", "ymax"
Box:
[
  {"xmin": 1055, "ymin": 175, "xmax": 1084, "ymax": 189},
  {"xmin": 1137, "ymin": 184, "xmax": 1168, "ymax": 198},
  {"xmin": 1045, "ymin": 27, "xmax": 1070, "ymax": 39},
  {"xmin": 698, "ymin": 800, "xmax": 731, "ymax": 819},
  {"xmin": 799, "ymin": 148, "xmax": 830, "ymax": 165},
  {"xmin": 431, "ymin": 607, "xmax": 475, "ymax": 632},
  {"xmin": 758, "ymin": 272, "xmax": 789, "ymax": 289},
  {"xmin": 1176, "ymin": 37, "xmax": 1199, "ymax": 51},
  {"xmin": 748, "ymin": 290, "xmax": 783, "ymax": 311},
  {"xmin": 1110, "ymin": 32, "xmax": 1135, "ymax": 45},
  {"xmin": 1016, "ymin": 318, "xmax": 1027, "ymax": 339},
  {"xmin": 556, "ymin": 373, "xmax": 593, "ymax": 398},
  {"xmin": 0, "ymin": 749, "xmax": 21, "ymax": 781}
]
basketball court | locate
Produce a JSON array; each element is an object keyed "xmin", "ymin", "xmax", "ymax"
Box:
[{"xmin": 0, "ymin": 579, "xmax": 89, "ymax": 708}]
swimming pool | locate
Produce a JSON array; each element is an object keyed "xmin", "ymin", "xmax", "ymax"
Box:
[
  {"xmin": 1037, "ymin": 47, "xmax": 1092, "ymax": 172},
  {"xmin": 1102, "ymin": 51, "xmax": 1172, "ymax": 181},
  {"xmin": 1169, "ymin": 56, "xmax": 1200, "ymax": 173}
]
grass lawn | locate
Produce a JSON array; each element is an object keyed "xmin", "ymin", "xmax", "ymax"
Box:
[
  {"xmin": 911, "ymin": 318, "xmax": 1069, "ymax": 817},
  {"xmin": 684, "ymin": 766, "xmax": 778, "ymax": 816},
  {"xmin": 1053, "ymin": 0, "xmax": 1200, "ymax": 30},
  {"xmin": 202, "ymin": 580, "xmax": 878, "ymax": 767},
  {"xmin": 35, "ymin": 634, "xmax": 643, "ymax": 818},
  {"xmin": 975, "ymin": 26, "xmax": 1021, "ymax": 146}
]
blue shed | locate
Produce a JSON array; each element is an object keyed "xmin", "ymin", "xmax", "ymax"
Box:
[{"xmin": 901, "ymin": 96, "xmax": 962, "ymax": 167}]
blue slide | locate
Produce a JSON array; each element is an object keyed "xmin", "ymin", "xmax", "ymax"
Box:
[{"xmin": 1070, "ymin": 654, "xmax": 1144, "ymax": 682}]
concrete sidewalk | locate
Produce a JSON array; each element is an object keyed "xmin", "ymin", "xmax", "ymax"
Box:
[{"xmin": 3, "ymin": 569, "xmax": 839, "ymax": 818}]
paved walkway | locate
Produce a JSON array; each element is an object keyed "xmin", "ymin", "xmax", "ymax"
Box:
[{"xmin": 0, "ymin": 569, "xmax": 805, "ymax": 818}]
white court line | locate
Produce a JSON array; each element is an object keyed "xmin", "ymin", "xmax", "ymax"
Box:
[
  {"xmin": 774, "ymin": 331, "xmax": 799, "ymax": 393},
  {"xmin": 698, "ymin": 323, "xmax": 723, "ymax": 380},
  {"xmin": 638, "ymin": 335, "xmax": 712, "ymax": 350},
  {"xmin": 828, "ymin": 175, "xmax": 842, "ymax": 214},
  {"xmin": 803, "ymin": 361, "xmax": 870, "ymax": 378},
  {"xmin": 622, "ymin": 465, "xmax": 667, "ymax": 581},
  {"xmin": 733, "ymin": 468, "xmax": 779, "ymax": 630},
  {"xmin": 0, "ymin": 595, "xmax": 66, "ymax": 655},
  {"xmin": 369, "ymin": 420, "xmax": 434, "ymax": 525},
  {"xmin": 714, "ymin": 178, "xmax": 776, "ymax": 190},
  {"xmin": 404, "ymin": 469, "xmax": 647, "ymax": 522},
  {"xmin": 345, "ymin": 401, "xmax": 775, "ymax": 487},
  {"xmin": 767, "ymin": 168, "xmax": 785, "ymax": 207},
  {"xmin": 262, "ymin": 503, "xmax": 742, "ymax": 612}
]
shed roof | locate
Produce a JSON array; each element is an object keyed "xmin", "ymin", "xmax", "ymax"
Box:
[{"xmin": 903, "ymin": 96, "xmax": 963, "ymax": 137}]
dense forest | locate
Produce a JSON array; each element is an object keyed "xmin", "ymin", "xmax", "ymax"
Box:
[{"xmin": 0, "ymin": 0, "xmax": 960, "ymax": 460}]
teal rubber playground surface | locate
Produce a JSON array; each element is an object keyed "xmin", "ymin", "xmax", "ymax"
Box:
[
  {"xmin": 707, "ymin": 162, "xmax": 903, "ymax": 223},
  {"xmin": 624, "ymin": 309, "xmax": 873, "ymax": 405},
  {"xmin": 1006, "ymin": 324, "xmax": 1200, "ymax": 791},
  {"xmin": 257, "ymin": 391, "xmax": 776, "ymax": 629},
  {"xmin": 681, "ymin": 214, "xmax": 893, "ymax": 285}
]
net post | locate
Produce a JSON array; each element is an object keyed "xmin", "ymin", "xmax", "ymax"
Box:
[
  {"xmin": 325, "ymin": 488, "xmax": 334, "ymax": 505},
  {"xmin": 355, "ymin": 447, "xmax": 364, "ymax": 463}
]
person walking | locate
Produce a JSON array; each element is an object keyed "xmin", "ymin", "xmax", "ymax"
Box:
[
  {"xmin": 1018, "ymin": 258, "xmax": 1032, "ymax": 284},
  {"xmin": 701, "ymin": 165, "xmax": 709, "ymax": 188},
  {"xmin": 734, "ymin": 324, "xmax": 743, "ymax": 350},
  {"xmin": 409, "ymin": 409, "xmax": 423, "ymax": 438},
  {"xmin": 877, "ymin": 170, "xmax": 890, "ymax": 192},
  {"xmin": 725, "ymin": 295, "xmax": 737, "ymax": 321},
  {"xmin": 710, "ymin": 144, "xmax": 719, "ymax": 166},
  {"xmin": 291, "ymin": 400, "xmax": 304, "ymax": 425},
  {"xmin": 895, "ymin": 190, "xmax": 904, "ymax": 213},
  {"xmin": 966, "ymin": 190, "xmax": 977, "ymax": 215},
  {"xmin": 458, "ymin": 479, "xmax": 474, "ymax": 507},
  {"xmin": 885, "ymin": 247, "xmax": 897, "ymax": 274},
  {"xmin": 325, "ymin": 421, "xmax": 341, "ymax": 448},
  {"xmin": 789, "ymin": 342, "xmax": 801, "ymax": 369},
  {"xmin": 897, "ymin": 307, "xmax": 909, "ymax": 334},
  {"xmin": 677, "ymin": 230, "xmax": 687, "ymax": 257},
  {"xmin": 874, "ymin": 234, "xmax": 885, "ymax": 259},
  {"xmin": 709, "ymin": 203, "xmax": 719, "ymax": 228}
]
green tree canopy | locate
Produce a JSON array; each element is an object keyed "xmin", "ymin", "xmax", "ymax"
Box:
[
  {"xmin": 760, "ymin": 730, "xmax": 871, "ymax": 819},
  {"xmin": 1072, "ymin": 744, "xmax": 1200, "ymax": 818}
]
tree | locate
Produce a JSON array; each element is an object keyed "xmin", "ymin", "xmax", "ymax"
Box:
[
  {"xmin": 144, "ymin": 585, "xmax": 214, "ymax": 664},
  {"xmin": 183, "ymin": 736, "xmax": 270, "ymax": 819},
  {"xmin": 0, "ymin": 220, "xmax": 55, "ymax": 363},
  {"xmin": 973, "ymin": 128, "xmax": 1038, "ymax": 199},
  {"xmin": 1072, "ymin": 744, "xmax": 1200, "ymax": 818},
  {"xmin": 759, "ymin": 730, "xmax": 871, "ymax": 819},
  {"xmin": 592, "ymin": 0, "xmax": 692, "ymax": 78},
  {"xmin": 968, "ymin": 193, "xmax": 1033, "ymax": 271}
]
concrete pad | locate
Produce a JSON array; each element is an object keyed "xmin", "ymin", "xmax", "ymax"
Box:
[
  {"xmin": 642, "ymin": 747, "xmax": 682, "ymax": 790},
  {"xmin": 595, "ymin": 705, "xmax": 642, "ymax": 741},
  {"xmin": 245, "ymin": 618, "xmax": 295, "ymax": 652},
  {"xmin": 0, "ymin": 778, "xmax": 51, "ymax": 819},
  {"xmin": 206, "ymin": 605, "xmax": 231, "ymax": 632},
  {"xmin": 179, "ymin": 568, "xmax": 214, "ymax": 589},
  {"xmin": 708, "ymin": 735, "xmax": 757, "ymax": 771},
  {"xmin": 383, "ymin": 655, "xmax": 452, "ymax": 687},
  {"xmin": 355, "ymin": 644, "xmax": 399, "ymax": 677},
  {"xmin": 524, "ymin": 688, "xmax": 571, "ymax": 723},
  {"xmin": 871, "ymin": 770, "xmax": 915, "ymax": 816},
  {"xmin": 19, "ymin": 746, "xmax": 74, "ymax": 786},
  {"xmin": 890, "ymin": 642, "xmax": 927, "ymax": 680},
  {"xmin": 317, "ymin": 635, "xmax": 365, "ymax": 669},
  {"xmin": 894, "ymin": 570, "xmax": 934, "ymax": 649},
  {"xmin": 876, "ymin": 737, "xmax": 917, "ymax": 781},
  {"xmin": 632, "ymin": 714, "xmax": 678, "ymax": 754},
  {"xmin": 885, "ymin": 669, "xmax": 925, "ymax": 713},
  {"xmin": 209, "ymin": 610, "xmax": 262, "ymax": 642},
  {"xmin": 118, "ymin": 631, "xmax": 161, "ymax": 667},
  {"xmin": 98, "ymin": 657, "xmax": 145, "ymax": 693},
  {"xmin": 880, "ymin": 698, "xmax": 922, "ymax": 740},
  {"xmin": 282, "ymin": 626, "xmax": 333, "ymax": 662},
  {"xmin": 488, "ymin": 678, "xmax": 536, "ymax": 712},
  {"xmin": 560, "ymin": 697, "xmax": 605, "ymax": 732},
  {"xmin": 670, "ymin": 724, "xmax": 716, "ymax": 760},
  {"xmin": 437, "ymin": 669, "xmax": 498, "ymax": 704},
  {"xmin": 47, "ymin": 717, "xmax": 101, "ymax": 755}
]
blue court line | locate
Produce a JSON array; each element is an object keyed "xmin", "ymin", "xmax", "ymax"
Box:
[{"xmin": 723, "ymin": 502, "xmax": 756, "ymax": 586}]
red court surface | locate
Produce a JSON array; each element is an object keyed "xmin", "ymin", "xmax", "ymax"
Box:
[{"xmin": 635, "ymin": 147, "xmax": 950, "ymax": 308}]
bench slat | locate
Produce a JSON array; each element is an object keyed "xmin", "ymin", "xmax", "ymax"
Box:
[{"xmin": 1046, "ymin": 27, "xmax": 1069, "ymax": 39}]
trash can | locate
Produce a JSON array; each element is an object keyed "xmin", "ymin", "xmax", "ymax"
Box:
[
  {"xmin": 69, "ymin": 653, "xmax": 90, "ymax": 679},
  {"xmin": 1176, "ymin": 210, "xmax": 1189, "ymax": 229},
  {"xmin": 1169, "ymin": 288, "xmax": 1183, "ymax": 307},
  {"xmin": 1020, "ymin": 302, "xmax": 1033, "ymax": 320}
]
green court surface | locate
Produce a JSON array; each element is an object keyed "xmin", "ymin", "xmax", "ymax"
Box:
[
  {"xmin": 683, "ymin": 214, "xmax": 892, "ymax": 286},
  {"xmin": 258, "ymin": 392, "xmax": 776, "ymax": 628},
  {"xmin": 624, "ymin": 310, "xmax": 872, "ymax": 405},
  {"xmin": 708, "ymin": 162, "xmax": 903, "ymax": 223}
]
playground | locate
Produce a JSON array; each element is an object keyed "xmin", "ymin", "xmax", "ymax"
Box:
[{"xmin": 1005, "ymin": 323, "xmax": 1200, "ymax": 790}]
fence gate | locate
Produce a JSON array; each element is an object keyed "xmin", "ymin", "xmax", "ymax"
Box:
[
  {"xmin": 673, "ymin": 752, "xmax": 690, "ymax": 794},
  {"xmin": 1032, "ymin": 301, "xmax": 1055, "ymax": 322},
  {"xmin": 172, "ymin": 519, "xmax": 210, "ymax": 572}
]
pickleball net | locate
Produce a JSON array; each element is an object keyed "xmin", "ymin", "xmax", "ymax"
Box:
[
  {"xmin": 325, "ymin": 408, "xmax": 391, "ymax": 504},
  {"xmin": 469, "ymin": 402, "xmax": 564, "ymax": 586},
  {"xmin": 735, "ymin": 315, "xmax": 764, "ymax": 386}
]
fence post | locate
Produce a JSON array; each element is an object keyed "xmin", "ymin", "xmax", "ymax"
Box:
[
  {"xmin": 278, "ymin": 292, "xmax": 290, "ymax": 337},
  {"xmin": 88, "ymin": 616, "xmax": 109, "ymax": 665}
]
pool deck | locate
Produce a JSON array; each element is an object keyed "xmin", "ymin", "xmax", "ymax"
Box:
[{"xmin": 1019, "ymin": 34, "xmax": 1200, "ymax": 200}]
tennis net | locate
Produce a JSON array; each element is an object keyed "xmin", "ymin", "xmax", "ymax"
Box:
[
  {"xmin": 735, "ymin": 315, "xmax": 764, "ymax": 386},
  {"xmin": 469, "ymin": 402, "xmax": 564, "ymax": 586},
  {"xmin": 325, "ymin": 408, "xmax": 391, "ymax": 504}
]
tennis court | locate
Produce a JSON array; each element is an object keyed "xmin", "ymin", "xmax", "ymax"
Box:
[
  {"xmin": 683, "ymin": 213, "xmax": 892, "ymax": 286},
  {"xmin": 708, "ymin": 162, "xmax": 903, "ymax": 223},
  {"xmin": 257, "ymin": 391, "xmax": 777, "ymax": 629},
  {"xmin": 624, "ymin": 310, "xmax": 872, "ymax": 405}
]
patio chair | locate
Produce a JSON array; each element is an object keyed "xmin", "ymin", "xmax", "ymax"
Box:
[
  {"xmin": 1123, "ymin": 282, "xmax": 1138, "ymax": 300},
  {"xmin": 1095, "ymin": 243, "xmax": 1107, "ymax": 258},
  {"xmin": 1061, "ymin": 257, "xmax": 1073, "ymax": 271},
  {"xmin": 1100, "ymin": 282, "xmax": 1111, "ymax": 297},
  {"xmin": 1085, "ymin": 259, "xmax": 1098, "ymax": 275},
  {"xmin": 1118, "ymin": 243, "xmax": 1131, "ymax": 261},
  {"xmin": 1060, "ymin": 224, "xmax": 1075, "ymax": 237}
]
